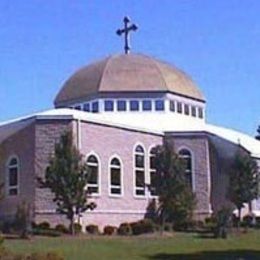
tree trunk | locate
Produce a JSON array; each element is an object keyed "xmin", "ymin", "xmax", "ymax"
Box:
[
  {"xmin": 69, "ymin": 216, "xmax": 75, "ymax": 235},
  {"xmin": 237, "ymin": 208, "xmax": 242, "ymax": 230},
  {"xmin": 160, "ymin": 210, "xmax": 165, "ymax": 236},
  {"xmin": 238, "ymin": 208, "xmax": 242, "ymax": 222}
]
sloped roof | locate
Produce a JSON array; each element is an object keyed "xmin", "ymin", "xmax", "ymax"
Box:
[
  {"xmin": 54, "ymin": 53, "xmax": 205, "ymax": 106},
  {"xmin": 1, "ymin": 109, "xmax": 259, "ymax": 158}
]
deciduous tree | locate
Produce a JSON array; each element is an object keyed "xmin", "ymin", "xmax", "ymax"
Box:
[
  {"xmin": 39, "ymin": 131, "xmax": 96, "ymax": 235},
  {"xmin": 151, "ymin": 142, "xmax": 196, "ymax": 231},
  {"xmin": 228, "ymin": 149, "xmax": 259, "ymax": 221},
  {"xmin": 255, "ymin": 125, "xmax": 260, "ymax": 140}
]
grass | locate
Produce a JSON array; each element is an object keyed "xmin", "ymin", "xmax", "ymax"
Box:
[{"xmin": 3, "ymin": 230, "xmax": 260, "ymax": 260}]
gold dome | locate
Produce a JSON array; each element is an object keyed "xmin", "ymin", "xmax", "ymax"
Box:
[{"xmin": 55, "ymin": 53, "xmax": 205, "ymax": 106}]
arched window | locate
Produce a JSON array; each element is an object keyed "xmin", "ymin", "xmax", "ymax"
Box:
[
  {"xmin": 134, "ymin": 145, "xmax": 145, "ymax": 196},
  {"xmin": 179, "ymin": 149, "xmax": 193, "ymax": 188},
  {"xmin": 7, "ymin": 156, "xmax": 19, "ymax": 196},
  {"xmin": 109, "ymin": 157, "xmax": 122, "ymax": 195},
  {"xmin": 149, "ymin": 147, "xmax": 157, "ymax": 196},
  {"xmin": 86, "ymin": 155, "xmax": 99, "ymax": 194}
]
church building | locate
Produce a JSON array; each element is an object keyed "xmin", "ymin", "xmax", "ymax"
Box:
[{"xmin": 0, "ymin": 19, "xmax": 260, "ymax": 229}]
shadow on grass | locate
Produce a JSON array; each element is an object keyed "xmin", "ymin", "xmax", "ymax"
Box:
[{"xmin": 146, "ymin": 250, "xmax": 260, "ymax": 259}]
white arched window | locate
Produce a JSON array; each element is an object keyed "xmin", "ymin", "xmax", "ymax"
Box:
[
  {"xmin": 134, "ymin": 145, "xmax": 145, "ymax": 196},
  {"xmin": 7, "ymin": 156, "xmax": 19, "ymax": 196},
  {"xmin": 109, "ymin": 157, "xmax": 122, "ymax": 195},
  {"xmin": 149, "ymin": 147, "xmax": 157, "ymax": 196},
  {"xmin": 179, "ymin": 149, "xmax": 193, "ymax": 188},
  {"xmin": 86, "ymin": 155, "xmax": 99, "ymax": 194}
]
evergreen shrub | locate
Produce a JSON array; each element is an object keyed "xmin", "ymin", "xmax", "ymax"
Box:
[{"xmin": 85, "ymin": 224, "xmax": 99, "ymax": 234}]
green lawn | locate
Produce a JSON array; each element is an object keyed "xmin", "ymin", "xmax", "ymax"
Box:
[{"xmin": 4, "ymin": 230, "xmax": 260, "ymax": 260}]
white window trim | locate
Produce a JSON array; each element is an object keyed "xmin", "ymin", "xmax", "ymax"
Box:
[
  {"xmin": 133, "ymin": 143, "xmax": 146, "ymax": 198},
  {"xmin": 148, "ymin": 145, "xmax": 158, "ymax": 198},
  {"xmin": 108, "ymin": 155, "xmax": 124, "ymax": 197},
  {"xmin": 177, "ymin": 146, "xmax": 195, "ymax": 192},
  {"xmin": 86, "ymin": 152, "xmax": 101, "ymax": 197},
  {"xmin": 6, "ymin": 155, "xmax": 20, "ymax": 197}
]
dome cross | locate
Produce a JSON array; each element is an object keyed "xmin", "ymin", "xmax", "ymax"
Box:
[{"xmin": 116, "ymin": 16, "xmax": 138, "ymax": 54}]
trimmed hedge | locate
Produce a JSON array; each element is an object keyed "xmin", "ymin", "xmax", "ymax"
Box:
[
  {"xmin": 55, "ymin": 224, "xmax": 69, "ymax": 234},
  {"xmin": 130, "ymin": 219, "xmax": 155, "ymax": 235},
  {"xmin": 103, "ymin": 225, "xmax": 117, "ymax": 235},
  {"xmin": 85, "ymin": 224, "xmax": 99, "ymax": 235},
  {"xmin": 37, "ymin": 221, "xmax": 51, "ymax": 230},
  {"xmin": 32, "ymin": 228, "xmax": 62, "ymax": 237},
  {"xmin": 118, "ymin": 223, "xmax": 132, "ymax": 235}
]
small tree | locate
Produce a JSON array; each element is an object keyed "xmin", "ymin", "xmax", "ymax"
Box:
[
  {"xmin": 228, "ymin": 149, "xmax": 259, "ymax": 221},
  {"xmin": 151, "ymin": 142, "xmax": 196, "ymax": 232},
  {"xmin": 255, "ymin": 125, "xmax": 260, "ymax": 141},
  {"xmin": 38, "ymin": 131, "xmax": 96, "ymax": 235}
]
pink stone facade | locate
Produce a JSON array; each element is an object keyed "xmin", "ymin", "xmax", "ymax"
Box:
[
  {"xmin": 0, "ymin": 117, "xmax": 215, "ymax": 230},
  {"xmin": 0, "ymin": 123, "xmax": 35, "ymax": 219}
]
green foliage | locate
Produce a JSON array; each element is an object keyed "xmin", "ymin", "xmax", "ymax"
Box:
[
  {"xmin": 103, "ymin": 226, "xmax": 117, "ymax": 235},
  {"xmin": 130, "ymin": 219, "xmax": 155, "ymax": 235},
  {"xmin": 255, "ymin": 125, "xmax": 260, "ymax": 140},
  {"xmin": 14, "ymin": 202, "xmax": 32, "ymax": 238},
  {"xmin": 37, "ymin": 221, "xmax": 51, "ymax": 230},
  {"xmin": 228, "ymin": 149, "xmax": 259, "ymax": 220},
  {"xmin": 163, "ymin": 223, "xmax": 173, "ymax": 232},
  {"xmin": 214, "ymin": 207, "xmax": 233, "ymax": 238},
  {"xmin": 32, "ymin": 228, "xmax": 62, "ymax": 237},
  {"xmin": 38, "ymin": 131, "xmax": 96, "ymax": 234},
  {"xmin": 85, "ymin": 224, "xmax": 99, "ymax": 234},
  {"xmin": 117, "ymin": 223, "xmax": 132, "ymax": 235},
  {"xmin": 55, "ymin": 224, "xmax": 69, "ymax": 234},
  {"xmin": 242, "ymin": 215, "xmax": 254, "ymax": 227},
  {"xmin": 151, "ymin": 143, "xmax": 196, "ymax": 229},
  {"xmin": 0, "ymin": 235, "xmax": 4, "ymax": 246},
  {"xmin": 70, "ymin": 223, "xmax": 82, "ymax": 234}
]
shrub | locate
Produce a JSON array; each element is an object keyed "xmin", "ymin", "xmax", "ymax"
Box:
[
  {"xmin": 118, "ymin": 223, "xmax": 132, "ymax": 235},
  {"xmin": 242, "ymin": 215, "xmax": 254, "ymax": 227},
  {"xmin": 204, "ymin": 217, "xmax": 217, "ymax": 231},
  {"xmin": 85, "ymin": 224, "xmax": 99, "ymax": 235},
  {"xmin": 32, "ymin": 228, "xmax": 61, "ymax": 237},
  {"xmin": 37, "ymin": 221, "xmax": 51, "ymax": 230},
  {"xmin": 232, "ymin": 214, "xmax": 240, "ymax": 227},
  {"xmin": 214, "ymin": 207, "xmax": 232, "ymax": 238},
  {"xmin": 130, "ymin": 219, "xmax": 155, "ymax": 235},
  {"xmin": 1, "ymin": 221, "xmax": 14, "ymax": 234},
  {"xmin": 163, "ymin": 223, "xmax": 173, "ymax": 232},
  {"xmin": 0, "ymin": 235, "xmax": 4, "ymax": 246},
  {"xmin": 256, "ymin": 217, "xmax": 260, "ymax": 229},
  {"xmin": 172, "ymin": 219, "xmax": 205, "ymax": 232},
  {"xmin": 72, "ymin": 223, "xmax": 82, "ymax": 234},
  {"xmin": 55, "ymin": 224, "xmax": 69, "ymax": 234},
  {"xmin": 103, "ymin": 225, "xmax": 117, "ymax": 235}
]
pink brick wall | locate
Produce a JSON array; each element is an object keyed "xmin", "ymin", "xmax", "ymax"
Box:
[
  {"xmin": 0, "ymin": 123, "xmax": 35, "ymax": 218},
  {"xmin": 77, "ymin": 120, "xmax": 163, "ymax": 228},
  {"xmin": 0, "ymin": 117, "xmax": 213, "ymax": 230}
]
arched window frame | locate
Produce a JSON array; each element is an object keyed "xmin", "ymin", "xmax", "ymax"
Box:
[
  {"xmin": 6, "ymin": 155, "xmax": 19, "ymax": 196},
  {"xmin": 108, "ymin": 155, "xmax": 123, "ymax": 197},
  {"xmin": 86, "ymin": 152, "xmax": 101, "ymax": 196},
  {"xmin": 148, "ymin": 146, "xmax": 157, "ymax": 197},
  {"xmin": 133, "ymin": 143, "xmax": 146, "ymax": 197},
  {"xmin": 178, "ymin": 147, "xmax": 194, "ymax": 191}
]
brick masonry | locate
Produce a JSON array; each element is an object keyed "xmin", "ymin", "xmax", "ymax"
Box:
[{"xmin": 0, "ymin": 117, "xmax": 218, "ymax": 229}]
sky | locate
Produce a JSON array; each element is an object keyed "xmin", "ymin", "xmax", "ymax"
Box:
[{"xmin": 0, "ymin": 0, "xmax": 259, "ymax": 136}]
